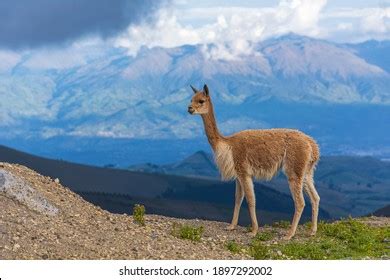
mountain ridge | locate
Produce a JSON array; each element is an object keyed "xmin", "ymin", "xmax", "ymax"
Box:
[{"xmin": 1, "ymin": 34, "xmax": 389, "ymax": 141}]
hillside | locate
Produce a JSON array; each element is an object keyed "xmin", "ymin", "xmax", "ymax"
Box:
[
  {"xmin": 129, "ymin": 151, "xmax": 390, "ymax": 218},
  {"xmin": 373, "ymin": 205, "xmax": 390, "ymax": 217},
  {"xmin": 0, "ymin": 145, "xmax": 329, "ymax": 224},
  {"xmin": 0, "ymin": 163, "xmax": 236, "ymax": 259},
  {"xmin": 1, "ymin": 163, "xmax": 388, "ymax": 260}
]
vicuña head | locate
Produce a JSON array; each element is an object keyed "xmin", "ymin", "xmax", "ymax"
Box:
[
  {"xmin": 188, "ymin": 84, "xmax": 211, "ymax": 115},
  {"xmin": 188, "ymin": 84, "xmax": 321, "ymax": 240}
]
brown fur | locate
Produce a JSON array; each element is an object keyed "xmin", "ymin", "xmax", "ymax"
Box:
[{"xmin": 188, "ymin": 85, "xmax": 320, "ymax": 239}]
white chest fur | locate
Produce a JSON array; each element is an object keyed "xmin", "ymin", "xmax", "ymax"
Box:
[{"xmin": 214, "ymin": 142, "xmax": 236, "ymax": 180}]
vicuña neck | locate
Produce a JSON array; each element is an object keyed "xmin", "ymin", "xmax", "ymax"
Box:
[{"xmin": 201, "ymin": 100, "xmax": 223, "ymax": 150}]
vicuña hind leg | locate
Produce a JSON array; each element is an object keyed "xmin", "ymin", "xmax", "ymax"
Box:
[
  {"xmin": 303, "ymin": 168, "xmax": 320, "ymax": 236},
  {"xmin": 239, "ymin": 176, "xmax": 258, "ymax": 237},
  {"xmin": 227, "ymin": 180, "xmax": 244, "ymax": 230},
  {"xmin": 285, "ymin": 176, "xmax": 305, "ymax": 240}
]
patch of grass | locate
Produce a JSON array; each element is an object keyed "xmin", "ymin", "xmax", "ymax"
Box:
[
  {"xmin": 171, "ymin": 223, "xmax": 204, "ymax": 242},
  {"xmin": 277, "ymin": 239, "xmax": 334, "ymax": 260},
  {"xmin": 255, "ymin": 231, "xmax": 275, "ymax": 241},
  {"xmin": 246, "ymin": 218, "xmax": 389, "ymax": 260},
  {"xmin": 226, "ymin": 240, "xmax": 243, "ymax": 254},
  {"xmin": 249, "ymin": 238, "xmax": 271, "ymax": 259},
  {"xmin": 272, "ymin": 220, "xmax": 290, "ymax": 229},
  {"xmin": 132, "ymin": 204, "xmax": 145, "ymax": 226}
]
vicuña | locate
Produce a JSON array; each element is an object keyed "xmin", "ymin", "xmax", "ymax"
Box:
[{"xmin": 188, "ymin": 84, "xmax": 320, "ymax": 239}]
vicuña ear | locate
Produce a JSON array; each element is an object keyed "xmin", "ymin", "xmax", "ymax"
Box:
[
  {"xmin": 203, "ymin": 84, "xmax": 209, "ymax": 96},
  {"xmin": 190, "ymin": 85, "xmax": 198, "ymax": 94}
]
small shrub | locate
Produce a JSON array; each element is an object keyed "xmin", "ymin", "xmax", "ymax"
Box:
[
  {"xmin": 226, "ymin": 240, "xmax": 242, "ymax": 253},
  {"xmin": 171, "ymin": 223, "xmax": 204, "ymax": 242},
  {"xmin": 133, "ymin": 204, "xmax": 145, "ymax": 226},
  {"xmin": 255, "ymin": 231, "xmax": 274, "ymax": 241},
  {"xmin": 249, "ymin": 239, "xmax": 270, "ymax": 259}
]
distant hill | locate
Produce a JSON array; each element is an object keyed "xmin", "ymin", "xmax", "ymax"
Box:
[
  {"xmin": 129, "ymin": 151, "xmax": 390, "ymax": 218},
  {"xmin": 129, "ymin": 150, "xmax": 219, "ymax": 178},
  {"xmin": 0, "ymin": 144, "xmax": 330, "ymax": 224},
  {"xmin": 372, "ymin": 205, "xmax": 390, "ymax": 217}
]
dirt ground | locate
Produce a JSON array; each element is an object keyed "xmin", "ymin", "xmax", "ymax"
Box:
[{"xmin": 1, "ymin": 162, "xmax": 388, "ymax": 260}]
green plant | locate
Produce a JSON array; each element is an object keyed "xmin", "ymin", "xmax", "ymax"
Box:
[
  {"xmin": 272, "ymin": 220, "xmax": 290, "ymax": 229},
  {"xmin": 277, "ymin": 240, "xmax": 333, "ymax": 260},
  {"xmin": 255, "ymin": 231, "xmax": 274, "ymax": 241},
  {"xmin": 246, "ymin": 218, "xmax": 389, "ymax": 260},
  {"xmin": 226, "ymin": 240, "xmax": 242, "ymax": 253},
  {"xmin": 249, "ymin": 238, "xmax": 270, "ymax": 259},
  {"xmin": 133, "ymin": 204, "xmax": 145, "ymax": 226},
  {"xmin": 171, "ymin": 223, "xmax": 204, "ymax": 242}
]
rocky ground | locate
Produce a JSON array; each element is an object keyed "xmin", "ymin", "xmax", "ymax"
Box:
[{"xmin": 0, "ymin": 162, "xmax": 389, "ymax": 260}]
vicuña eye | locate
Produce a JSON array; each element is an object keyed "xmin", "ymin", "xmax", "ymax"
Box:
[{"xmin": 199, "ymin": 100, "xmax": 205, "ymax": 104}]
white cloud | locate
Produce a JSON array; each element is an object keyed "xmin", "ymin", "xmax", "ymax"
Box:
[
  {"xmin": 360, "ymin": 8, "xmax": 390, "ymax": 34},
  {"xmin": 336, "ymin": 22, "xmax": 353, "ymax": 31},
  {"xmin": 115, "ymin": 0, "xmax": 328, "ymax": 59},
  {"xmin": 22, "ymin": 37, "xmax": 108, "ymax": 70},
  {"xmin": 0, "ymin": 50, "xmax": 21, "ymax": 73},
  {"xmin": 115, "ymin": 9, "xmax": 201, "ymax": 56},
  {"xmin": 323, "ymin": 7, "xmax": 390, "ymax": 41}
]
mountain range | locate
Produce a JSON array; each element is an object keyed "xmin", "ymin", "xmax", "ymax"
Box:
[{"xmin": 0, "ymin": 34, "xmax": 389, "ymax": 160}]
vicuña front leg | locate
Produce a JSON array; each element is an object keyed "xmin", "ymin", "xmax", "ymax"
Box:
[
  {"xmin": 239, "ymin": 176, "xmax": 258, "ymax": 237},
  {"xmin": 227, "ymin": 180, "xmax": 244, "ymax": 230}
]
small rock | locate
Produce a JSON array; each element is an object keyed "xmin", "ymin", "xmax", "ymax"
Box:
[
  {"xmin": 54, "ymin": 178, "xmax": 60, "ymax": 184},
  {"xmin": 13, "ymin": 244, "xmax": 21, "ymax": 251},
  {"xmin": 277, "ymin": 250, "xmax": 282, "ymax": 256}
]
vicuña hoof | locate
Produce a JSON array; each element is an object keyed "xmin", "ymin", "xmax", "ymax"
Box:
[
  {"xmin": 248, "ymin": 230, "xmax": 258, "ymax": 237},
  {"xmin": 226, "ymin": 224, "xmax": 236, "ymax": 231},
  {"xmin": 283, "ymin": 233, "xmax": 294, "ymax": 240},
  {"xmin": 309, "ymin": 230, "xmax": 317, "ymax": 236}
]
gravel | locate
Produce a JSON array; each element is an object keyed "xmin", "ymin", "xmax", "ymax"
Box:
[{"xmin": 0, "ymin": 163, "xmax": 248, "ymax": 260}]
